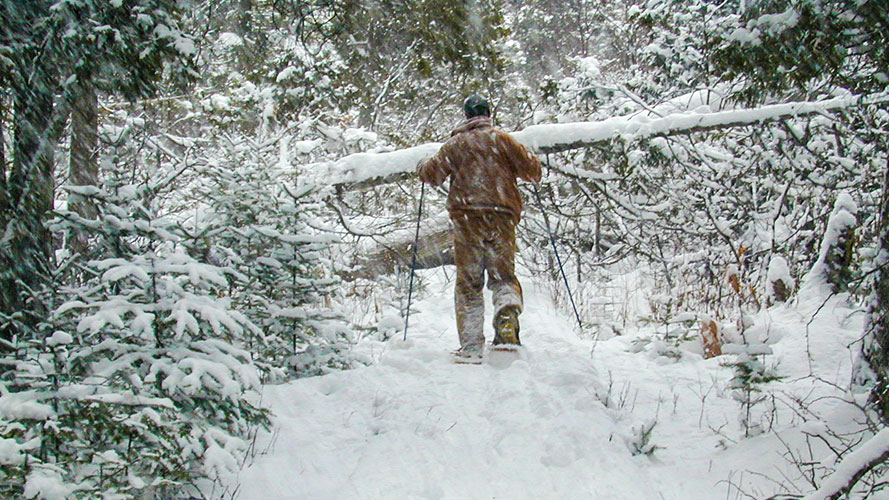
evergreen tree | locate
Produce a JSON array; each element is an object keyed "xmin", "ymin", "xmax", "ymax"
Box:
[
  {"xmin": 191, "ymin": 123, "xmax": 353, "ymax": 378},
  {"xmin": 331, "ymin": 0, "xmax": 510, "ymax": 139},
  {"xmin": 2, "ymin": 151, "xmax": 269, "ymax": 497},
  {"xmin": 0, "ymin": 0, "xmax": 195, "ymax": 342}
]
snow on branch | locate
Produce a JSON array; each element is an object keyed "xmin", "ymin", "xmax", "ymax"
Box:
[
  {"xmin": 318, "ymin": 142, "xmax": 442, "ymax": 189},
  {"xmin": 801, "ymin": 428, "xmax": 889, "ymax": 500},
  {"xmin": 515, "ymin": 93, "xmax": 884, "ymax": 155},
  {"xmin": 319, "ymin": 93, "xmax": 887, "ymax": 189}
]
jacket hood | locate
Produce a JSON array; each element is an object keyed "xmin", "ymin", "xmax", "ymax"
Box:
[{"xmin": 451, "ymin": 116, "xmax": 492, "ymax": 136}]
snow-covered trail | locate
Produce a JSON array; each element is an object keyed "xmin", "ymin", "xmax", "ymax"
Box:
[
  {"xmin": 225, "ymin": 269, "xmax": 864, "ymax": 500},
  {"xmin": 228, "ymin": 274, "xmax": 665, "ymax": 500}
]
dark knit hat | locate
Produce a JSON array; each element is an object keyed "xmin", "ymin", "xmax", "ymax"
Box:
[{"xmin": 463, "ymin": 94, "xmax": 490, "ymax": 119}]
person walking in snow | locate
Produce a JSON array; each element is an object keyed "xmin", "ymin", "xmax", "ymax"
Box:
[{"xmin": 417, "ymin": 94, "xmax": 542, "ymax": 363}]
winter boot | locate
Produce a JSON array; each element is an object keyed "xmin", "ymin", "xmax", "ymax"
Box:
[
  {"xmin": 451, "ymin": 345, "xmax": 484, "ymax": 364},
  {"xmin": 493, "ymin": 305, "xmax": 521, "ymax": 347}
]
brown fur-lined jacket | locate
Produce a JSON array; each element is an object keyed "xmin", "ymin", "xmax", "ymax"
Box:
[{"xmin": 418, "ymin": 116, "xmax": 542, "ymax": 223}]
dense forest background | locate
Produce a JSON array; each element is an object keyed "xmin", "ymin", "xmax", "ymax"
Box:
[{"xmin": 0, "ymin": 0, "xmax": 887, "ymax": 498}]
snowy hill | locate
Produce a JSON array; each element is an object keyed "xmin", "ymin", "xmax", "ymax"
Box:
[{"xmin": 223, "ymin": 268, "xmax": 868, "ymax": 500}]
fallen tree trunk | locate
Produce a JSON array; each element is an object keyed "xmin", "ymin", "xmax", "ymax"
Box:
[
  {"xmin": 320, "ymin": 93, "xmax": 888, "ymax": 190},
  {"xmin": 331, "ymin": 92, "xmax": 888, "ymax": 280},
  {"xmin": 343, "ymin": 225, "xmax": 454, "ymax": 281}
]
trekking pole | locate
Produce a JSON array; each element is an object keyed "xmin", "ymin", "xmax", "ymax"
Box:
[
  {"xmin": 403, "ymin": 182, "xmax": 426, "ymax": 341},
  {"xmin": 532, "ymin": 176, "xmax": 585, "ymax": 337}
]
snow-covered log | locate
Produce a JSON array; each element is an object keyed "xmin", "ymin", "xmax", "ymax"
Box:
[
  {"xmin": 514, "ymin": 94, "xmax": 884, "ymax": 155},
  {"xmin": 344, "ymin": 226, "xmax": 454, "ymax": 281},
  {"xmin": 320, "ymin": 93, "xmax": 887, "ymax": 189}
]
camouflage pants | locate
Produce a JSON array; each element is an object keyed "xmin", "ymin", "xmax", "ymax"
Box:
[{"xmin": 452, "ymin": 211, "xmax": 523, "ymax": 350}]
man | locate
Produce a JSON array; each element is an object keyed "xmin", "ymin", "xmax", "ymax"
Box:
[{"xmin": 418, "ymin": 94, "xmax": 542, "ymax": 363}]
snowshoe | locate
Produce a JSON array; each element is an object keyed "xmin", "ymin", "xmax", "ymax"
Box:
[
  {"xmin": 492, "ymin": 305, "xmax": 521, "ymax": 350},
  {"xmin": 451, "ymin": 346, "xmax": 484, "ymax": 365},
  {"xmin": 486, "ymin": 341, "xmax": 527, "ymax": 369}
]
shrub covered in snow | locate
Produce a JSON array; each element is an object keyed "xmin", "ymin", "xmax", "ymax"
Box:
[
  {"xmin": 191, "ymin": 131, "xmax": 354, "ymax": 379},
  {"xmin": 0, "ymin": 172, "xmax": 270, "ymax": 498}
]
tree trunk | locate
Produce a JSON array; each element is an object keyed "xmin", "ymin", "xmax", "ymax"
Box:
[
  {"xmin": 237, "ymin": 0, "xmax": 253, "ymax": 37},
  {"xmin": 820, "ymin": 194, "xmax": 858, "ymax": 293},
  {"xmin": 862, "ymin": 159, "xmax": 889, "ymax": 422},
  {"xmin": 343, "ymin": 225, "xmax": 455, "ymax": 281},
  {"xmin": 0, "ymin": 91, "xmax": 8, "ymax": 227},
  {"xmin": 0, "ymin": 78, "xmax": 55, "ymax": 342},
  {"xmin": 68, "ymin": 77, "xmax": 99, "ymax": 254}
]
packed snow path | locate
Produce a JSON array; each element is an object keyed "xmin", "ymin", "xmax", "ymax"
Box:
[
  {"xmin": 227, "ymin": 270, "xmax": 864, "ymax": 500},
  {"xmin": 229, "ymin": 277, "xmax": 663, "ymax": 499}
]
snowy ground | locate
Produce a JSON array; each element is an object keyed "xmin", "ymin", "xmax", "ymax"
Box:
[{"xmin": 222, "ymin": 268, "xmax": 871, "ymax": 500}]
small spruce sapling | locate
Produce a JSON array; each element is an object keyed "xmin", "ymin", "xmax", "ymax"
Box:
[
  {"xmin": 722, "ymin": 344, "xmax": 782, "ymax": 438},
  {"xmin": 191, "ymin": 119, "xmax": 353, "ymax": 379},
  {"xmin": 628, "ymin": 419, "xmax": 660, "ymax": 456}
]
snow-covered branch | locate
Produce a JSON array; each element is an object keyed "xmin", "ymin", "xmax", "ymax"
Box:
[
  {"xmin": 801, "ymin": 428, "xmax": 889, "ymax": 500},
  {"xmin": 515, "ymin": 93, "xmax": 886, "ymax": 154},
  {"xmin": 320, "ymin": 93, "xmax": 888, "ymax": 189}
]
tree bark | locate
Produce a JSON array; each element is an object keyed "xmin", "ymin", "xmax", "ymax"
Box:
[
  {"xmin": 0, "ymin": 91, "xmax": 8, "ymax": 226},
  {"xmin": 863, "ymin": 159, "xmax": 889, "ymax": 422},
  {"xmin": 68, "ymin": 77, "xmax": 99, "ymax": 254},
  {"xmin": 343, "ymin": 226, "xmax": 455, "ymax": 280},
  {"xmin": 0, "ymin": 77, "xmax": 55, "ymax": 342}
]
